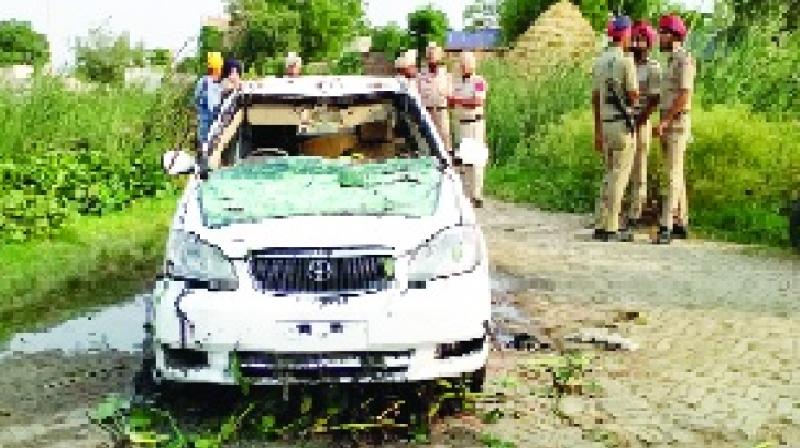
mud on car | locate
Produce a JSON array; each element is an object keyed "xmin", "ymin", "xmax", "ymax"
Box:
[{"xmin": 144, "ymin": 76, "xmax": 491, "ymax": 392}]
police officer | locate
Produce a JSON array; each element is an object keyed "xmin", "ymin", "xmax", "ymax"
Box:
[
  {"xmin": 285, "ymin": 52, "xmax": 302, "ymax": 77},
  {"xmin": 394, "ymin": 50, "xmax": 419, "ymax": 95},
  {"xmin": 221, "ymin": 57, "xmax": 243, "ymax": 99},
  {"xmin": 591, "ymin": 16, "xmax": 639, "ymax": 242},
  {"xmin": 627, "ymin": 21, "xmax": 661, "ymax": 230},
  {"xmin": 654, "ymin": 14, "xmax": 694, "ymax": 244},
  {"xmin": 450, "ymin": 51, "xmax": 488, "ymax": 208},
  {"xmin": 419, "ymin": 42, "xmax": 453, "ymax": 153}
]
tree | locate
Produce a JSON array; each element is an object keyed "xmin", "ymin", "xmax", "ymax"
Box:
[
  {"xmin": 408, "ymin": 6, "xmax": 449, "ymax": 64},
  {"xmin": 370, "ymin": 23, "xmax": 411, "ymax": 59},
  {"xmin": 74, "ymin": 27, "xmax": 146, "ymax": 84},
  {"xmin": 148, "ymin": 49, "xmax": 172, "ymax": 67},
  {"xmin": 718, "ymin": 0, "xmax": 799, "ymax": 38},
  {"xmin": 225, "ymin": 0, "xmax": 366, "ymax": 73},
  {"xmin": 0, "ymin": 20, "xmax": 49, "ymax": 66},
  {"xmin": 464, "ymin": 0, "xmax": 500, "ymax": 30}
]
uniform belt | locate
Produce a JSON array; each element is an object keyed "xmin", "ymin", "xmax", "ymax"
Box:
[
  {"xmin": 460, "ymin": 115, "xmax": 484, "ymax": 123},
  {"xmin": 427, "ymin": 106, "xmax": 447, "ymax": 111},
  {"xmin": 602, "ymin": 115, "xmax": 627, "ymax": 123}
]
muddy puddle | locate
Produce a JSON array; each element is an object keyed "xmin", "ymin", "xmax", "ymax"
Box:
[{"xmin": 0, "ymin": 294, "xmax": 149, "ymax": 360}]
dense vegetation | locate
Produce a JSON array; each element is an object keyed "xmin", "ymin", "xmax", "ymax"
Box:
[{"xmin": 0, "ymin": 76, "xmax": 189, "ymax": 242}]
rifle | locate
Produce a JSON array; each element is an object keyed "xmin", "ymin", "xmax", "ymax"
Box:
[{"xmin": 605, "ymin": 59, "xmax": 635, "ymax": 135}]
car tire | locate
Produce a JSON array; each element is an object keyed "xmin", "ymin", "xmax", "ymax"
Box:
[
  {"xmin": 790, "ymin": 200, "xmax": 800, "ymax": 249},
  {"xmin": 469, "ymin": 366, "xmax": 486, "ymax": 393}
]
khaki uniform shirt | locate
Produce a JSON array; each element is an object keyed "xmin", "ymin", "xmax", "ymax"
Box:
[
  {"xmin": 660, "ymin": 47, "xmax": 695, "ymax": 118},
  {"xmin": 592, "ymin": 46, "xmax": 638, "ymax": 123},
  {"xmin": 418, "ymin": 65, "xmax": 451, "ymax": 109},
  {"xmin": 452, "ymin": 74, "xmax": 488, "ymax": 121},
  {"xmin": 633, "ymin": 58, "xmax": 661, "ymax": 116},
  {"xmin": 396, "ymin": 75, "xmax": 419, "ymax": 95}
]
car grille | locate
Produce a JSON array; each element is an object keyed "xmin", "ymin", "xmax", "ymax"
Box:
[
  {"xmin": 235, "ymin": 351, "xmax": 411, "ymax": 381},
  {"xmin": 250, "ymin": 250, "xmax": 395, "ymax": 294}
]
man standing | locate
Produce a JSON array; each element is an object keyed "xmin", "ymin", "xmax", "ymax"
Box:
[
  {"xmin": 221, "ymin": 58, "xmax": 243, "ymax": 99},
  {"xmin": 194, "ymin": 51, "xmax": 224, "ymax": 148},
  {"xmin": 654, "ymin": 14, "xmax": 694, "ymax": 244},
  {"xmin": 285, "ymin": 52, "xmax": 302, "ymax": 77},
  {"xmin": 395, "ymin": 50, "xmax": 419, "ymax": 95},
  {"xmin": 450, "ymin": 51, "xmax": 488, "ymax": 208},
  {"xmin": 419, "ymin": 42, "xmax": 452, "ymax": 153},
  {"xmin": 627, "ymin": 21, "xmax": 661, "ymax": 230},
  {"xmin": 591, "ymin": 16, "xmax": 639, "ymax": 242}
]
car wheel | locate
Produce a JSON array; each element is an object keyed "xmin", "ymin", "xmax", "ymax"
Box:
[
  {"xmin": 469, "ymin": 366, "xmax": 486, "ymax": 393},
  {"xmin": 790, "ymin": 200, "xmax": 800, "ymax": 249}
]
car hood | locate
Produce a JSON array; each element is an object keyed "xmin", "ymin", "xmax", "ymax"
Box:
[{"xmin": 198, "ymin": 156, "xmax": 442, "ymax": 228}]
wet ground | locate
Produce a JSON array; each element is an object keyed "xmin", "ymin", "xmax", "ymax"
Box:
[{"xmin": 0, "ymin": 199, "xmax": 799, "ymax": 447}]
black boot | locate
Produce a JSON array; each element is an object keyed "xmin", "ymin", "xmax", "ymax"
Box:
[
  {"xmin": 672, "ymin": 225, "xmax": 688, "ymax": 240},
  {"xmin": 655, "ymin": 226, "xmax": 671, "ymax": 245},
  {"xmin": 592, "ymin": 228, "xmax": 605, "ymax": 240}
]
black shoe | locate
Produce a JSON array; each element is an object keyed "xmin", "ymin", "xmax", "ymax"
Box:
[
  {"xmin": 592, "ymin": 228, "xmax": 605, "ymax": 240},
  {"xmin": 672, "ymin": 225, "xmax": 688, "ymax": 239},
  {"xmin": 473, "ymin": 198, "xmax": 484, "ymax": 209},
  {"xmin": 618, "ymin": 227, "xmax": 635, "ymax": 242},
  {"xmin": 654, "ymin": 226, "xmax": 671, "ymax": 245},
  {"xmin": 602, "ymin": 231, "xmax": 622, "ymax": 242}
]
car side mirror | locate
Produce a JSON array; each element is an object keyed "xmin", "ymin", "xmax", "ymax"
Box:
[{"xmin": 162, "ymin": 150, "xmax": 195, "ymax": 175}]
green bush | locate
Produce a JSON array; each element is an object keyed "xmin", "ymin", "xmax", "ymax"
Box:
[
  {"xmin": 0, "ymin": 76, "xmax": 189, "ymax": 242},
  {"xmin": 487, "ymin": 105, "xmax": 800, "ymax": 246},
  {"xmin": 486, "ymin": 108, "xmax": 601, "ymax": 213},
  {"xmin": 697, "ymin": 29, "xmax": 800, "ymax": 121},
  {"xmin": 482, "ymin": 59, "xmax": 591, "ymax": 166}
]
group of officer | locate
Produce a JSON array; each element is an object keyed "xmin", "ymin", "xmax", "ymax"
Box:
[
  {"xmin": 395, "ymin": 43, "xmax": 489, "ymax": 208},
  {"xmin": 592, "ymin": 14, "xmax": 694, "ymax": 245}
]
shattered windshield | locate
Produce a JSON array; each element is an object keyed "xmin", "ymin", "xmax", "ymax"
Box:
[{"xmin": 199, "ymin": 93, "xmax": 444, "ymax": 227}]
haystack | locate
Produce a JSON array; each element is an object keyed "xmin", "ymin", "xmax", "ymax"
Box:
[{"xmin": 506, "ymin": 0, "xmax": 600, "ymax": 74}]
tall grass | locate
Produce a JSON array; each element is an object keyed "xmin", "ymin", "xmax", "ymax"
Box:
[
  {"xmin": 482, "ymin": 59, "xmax": 591, "ymax": 166},
  {"xmin": 696, "ymin": 28, "xmax": 800, "ymax": 121},
  {"xmin": 0, "ymin": 76, "xmax": 190, "ymax": 242}
]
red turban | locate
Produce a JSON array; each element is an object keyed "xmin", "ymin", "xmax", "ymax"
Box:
[
  {"xmin": 659, "ymin": 15, "xmax": 688, "ymax": 40},
  {"xmin": 632, "ymin": 20, "xmax": 657, "ymax": 48}
]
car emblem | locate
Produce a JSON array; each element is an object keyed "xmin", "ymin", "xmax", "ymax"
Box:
[{"xmin": 308, "ymin": 259, "xmax": 332, "ymax": 282}]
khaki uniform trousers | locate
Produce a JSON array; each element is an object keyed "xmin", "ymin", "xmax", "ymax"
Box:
[
  {"xmin": 458, "ymin": 118, "xmax": 487, "ymax": 201},
  {"xmin": 596, "ymin": 122, "xmax": 635, "ymax": 233},
  {"xmin": 629, "ymin": 119, "xmax": 652, "ymax": 221},
  {"xmin": 428, "ymin": 107, "xmax": 452, "ymax": 153},
  {"xmin": 660, "ymin": 115, "xmax": 690, "ymax": 229}
]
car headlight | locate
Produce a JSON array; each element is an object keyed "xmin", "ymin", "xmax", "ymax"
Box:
[
  {"xmin": 408, "ymin": 226, "xmax": 483, "ymax": 282},
  {"xmin": 165, "ymin": 230, "xmax": 238, "ymax": 290}
]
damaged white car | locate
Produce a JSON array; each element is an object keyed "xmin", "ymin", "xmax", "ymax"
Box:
[{"xmin": 145, "ymin": 76, "xmax": 491, "ymax": 391}]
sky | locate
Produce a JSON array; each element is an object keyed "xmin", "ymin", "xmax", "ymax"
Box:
[{"xmin": 0, "ymin": 0, "xmax": 715, "ymax": 69}]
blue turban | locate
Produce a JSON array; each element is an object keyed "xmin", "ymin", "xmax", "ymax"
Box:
[
  {"xmin": 607, "ymin": 15, "xmax": 633, "ymax": 38},
  {"xmin": 222, "ymin": 59, "xmax": 242, "ymax": 79}
]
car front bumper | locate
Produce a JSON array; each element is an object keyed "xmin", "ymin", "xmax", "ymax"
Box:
[{"xmin": 150, "ymin": 266, "xmax": 491, "ymax": 385}]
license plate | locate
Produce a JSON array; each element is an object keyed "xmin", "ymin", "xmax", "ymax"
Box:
[{"xmin": 275, "ymin": 320, "xmax": 368, "ymax": 351}]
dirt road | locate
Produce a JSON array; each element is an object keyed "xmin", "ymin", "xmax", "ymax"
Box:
[{"xmin": 0, "ymin": 199, "xmax": 798, "ymax": 447}]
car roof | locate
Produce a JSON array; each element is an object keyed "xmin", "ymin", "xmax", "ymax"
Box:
[{"xmin": 239, "ymin": 76, "xmax": 412, "ymax": 97}]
